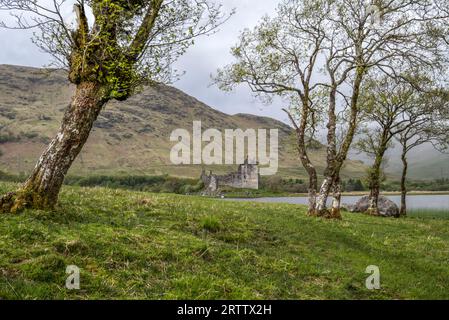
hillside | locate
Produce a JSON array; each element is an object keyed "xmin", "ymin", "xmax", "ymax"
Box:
[
  {"xmin": 385, "ymin": 144, "xmax": 449, "ymax": 180},
  {"xmin": 0, "ymin": 64, "xmax": 366, "ymax": 179},
  {"xmin": 0, "ymin": 181, "xmax": 448, "ymax": 299}
]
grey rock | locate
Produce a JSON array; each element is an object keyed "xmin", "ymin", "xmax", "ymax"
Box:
[{"xmin": 352, "ymin": 195, "xmax": 400, "ymax": 217}]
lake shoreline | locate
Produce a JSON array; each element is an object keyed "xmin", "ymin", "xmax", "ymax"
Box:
[
  {"xmin": 224, "ymin": 190, "xmax": 449, "ymax": 199},
  {"xmin": 224, "ymin": 193, "xmax": 449, "ymax": 213}
]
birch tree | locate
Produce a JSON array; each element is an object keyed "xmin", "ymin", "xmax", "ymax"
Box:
[
  {"xmin": 314, "ymin": 0, "xmax": 449, "ymax": 218},
  {"xmin": 356, "ymin": 76, "xmax": 443, "ymax": 215},
  {"xmin": 214, "ymin": 0, "xmax": 327, "ymax": 214},
  {"xmin": 216, "ymin": 0, "xmax": 449, "ymax": 219},
  {"xmin": 396, "ymin": 90, "xmax": 449, "ymax": 215},
  {"xmin": 0, "ymin": 0, "xmax": 230, "ymax": 213}
]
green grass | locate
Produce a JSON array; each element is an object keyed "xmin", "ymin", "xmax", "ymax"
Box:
[
  {"xmin": 408, "ymin": 209, "xmax": 449, "ymax": 220},
  {"xmin": 221, "ymin": 188, "xmax": 288, "ymax": 198},
  {"xmin": 0, "ymin": 181, "xmax": 449, "ymax": 300}
]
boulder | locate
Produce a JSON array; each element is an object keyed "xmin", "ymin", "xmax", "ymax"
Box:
[{"xmin": 350, "ymin": 195, "xmax": 399, "ymax": 217}]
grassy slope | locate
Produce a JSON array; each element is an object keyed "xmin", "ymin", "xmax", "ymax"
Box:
[{"xmin": 0, "ymin": 181, "xmax": 448, "ymax": 300}]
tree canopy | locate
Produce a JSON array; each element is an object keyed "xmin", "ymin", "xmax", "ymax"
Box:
[{"xmin": 0, "ymin": 0, "xmax": 232, "ymax": 99}]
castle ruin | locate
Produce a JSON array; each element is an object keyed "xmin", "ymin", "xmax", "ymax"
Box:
[{"xmin": 201, "ymin": 159, "xmax": 259, "ymax": 192}]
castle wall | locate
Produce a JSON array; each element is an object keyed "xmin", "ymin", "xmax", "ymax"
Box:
[{"xmin": 201, "ymin": 163, "xmax": 259, "ymax": 191}]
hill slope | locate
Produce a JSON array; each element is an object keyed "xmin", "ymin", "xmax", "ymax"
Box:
[
  {"xmin": 0, "ymin": 64, "xmax": 366, "ymax": 179},
  {"xmin": 385, "ymin": 144, "xmax": 449, "ymax": 180},
  {"xmin": 0, "ymin": 181, "xmax": 448, "ymax": 299}
]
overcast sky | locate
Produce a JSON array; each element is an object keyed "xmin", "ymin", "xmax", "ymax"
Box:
[
  {"xmin": 0, "ymin": 0, "xmax": 289, "ymax": 124},
  {"xmin": 1, "ymin": 1, "xmax": 447, "ymax": 174}
]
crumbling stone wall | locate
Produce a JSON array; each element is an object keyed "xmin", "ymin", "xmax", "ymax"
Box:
[{"xmin": 201, "ymin": 160, "xmax": 259, "ymax": 191}]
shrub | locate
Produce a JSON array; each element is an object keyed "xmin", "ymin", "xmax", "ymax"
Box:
[
  {"xmin": 22, "ymin": 132, "xmax": 39, "ymax": 140},
  {"xmin": 122, "ymin": 133, "xmax": 134, "ymax": 139},
  {"xmin": 262, "ymin": 176, "xmax": 283, "ymax": 192},
  {"xmin": 64, "ymin": 174, "xmax": 203, "ymax": 194},
  {"xmin": 0, "ymin": 133, "xmax": 20, "ymax": 144},
  {"xmin": 260, "ymin": 176, "xmax": 308, "ymax": 193},
  {"xmin": 344, "ymin": 179, "xmax": 366, "ymax": 192}
]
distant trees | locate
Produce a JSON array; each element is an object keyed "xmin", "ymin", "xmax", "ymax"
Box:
[
  {"xmin": 344, "ymin": 179, "xmax": 365, "ymax": 192},
  {"xmin": 395, "ymin": 92, "xmax": 449, "ymax": 215},
  {"xmin": 217, "ymin": 0, "xmax": 449, "ymax": 219},
  {"xmin": 313, "ymin": 0, "xmax": 448, "ymax": 219},
  {"xmin": 261, "ymin": 176, "xmax": 309, "ymax": 194},
  {"xmin": 0, "ymin": 0, "xmax": 231, "ymax": 213},
  {"xmin": 357, "ymin": 77, "xmax": 422, "ymax": 215},
  {"xmin": 357, "ymin": 75, "xmax": 449, "ymax": 215}
]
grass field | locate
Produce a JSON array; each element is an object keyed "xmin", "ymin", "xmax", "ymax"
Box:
[
  {"xmin": 408, "ymin": 209, "xmax": 449, "ymax": 220},
  {"xmin": 0, "ymin": 181, "xmax": 449, "ymax": 300}
]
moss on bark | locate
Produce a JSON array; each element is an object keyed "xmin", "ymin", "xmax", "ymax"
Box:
[{"xmin": 0, "ymin": 185, "xmax": 57, "ymax": 214}]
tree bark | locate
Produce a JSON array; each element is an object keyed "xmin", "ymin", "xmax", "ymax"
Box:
[
  {"xmin": 367, "ymin": 153, "xmax": 384, "ymax": 216},
  {"xmin": 317, "ymin": 67, "xmax": 365, "ymax": 218},
  {"xmin": 297, "ymin": 106, "xmax": 318, "ymax": 216},
  {"xmin": 285, "ymin": 99, "xmax": 318, "ymax": 216},
  {"xmin": 331, "ymin": 176, "xmax": 342, "ymax": 219},
  {"xmin": 366, "ymin": 126, "xmax": 391, "ymax": 216},
  {"xmin": 400, "ymin": 146, "xmax": 408, "ymax": 216},
  {"xmin": 308, "ymin": 186, "xmax": 317, "ymax": 215},
  {"xmin": 0, "ymin": 82, "xmax": 106, "ymax": 213},
  {"xmin": 316, "ymin": 85, "xmax": 338, "ymax": 217},
  {"xmin": 368, "ymin": 184, "xmax": 381, "ymax": 216},
  {"xmin": 316, "ymin": 175, "xmax": 333, "ymax": 215}
]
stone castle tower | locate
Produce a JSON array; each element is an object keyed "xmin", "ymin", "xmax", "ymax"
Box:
[{"xmin": 201, "ymin": 158, "xmax": 259, "ymax": 192}]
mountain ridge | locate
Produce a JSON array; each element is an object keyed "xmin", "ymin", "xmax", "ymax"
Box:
[{"xmin": 0, "ymin": 64, "xmax": 367, "ymax": 179}]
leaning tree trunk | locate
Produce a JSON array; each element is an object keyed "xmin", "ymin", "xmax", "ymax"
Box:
[
  {"xmin": 285, "ymin": 99, "xmax": 319, "ymax": 216},
  {"xmin": 0, "ymin": 82, "xmax": 106, "ymax": 213},
  {"xmin": 297, "ymin": 112, "xmax": 318, "ymax": 216},
  {"xmin": 400, "ymin": 149, "xmax": 408, "ymax": 216}
]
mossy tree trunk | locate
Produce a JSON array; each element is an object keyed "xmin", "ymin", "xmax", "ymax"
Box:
[
  {"xmin": 288, "ymin": 123, "xmax": 318, "ymax": 215},
  {"xmin": 284, "ymin": 91, "xmax": 319, "ymax": 216},
  {"xmin": 367, "ymin": 161, "xmax": 382, "ymax": 216},
  {"xmin": 0, "ymin": 0, "xmax": 223, "ymax": 213},
  {"xmin": 0, "ymin": 82, "xmax": 107, "ymax": 213},
  {"xmin": 316, "ymin": 85, "xmax": 338, "ymax": 217},
  {"xmin": 367, "ymin": 140, "xmax": 389, "ymax": 216},
  {"xmin": 400, "ymin": 145, "xmax": 409, "ymax": 216},
  {"xmin": 292, "ymin": 97, "xmax": 319, "ymax": 216},
  {"xmin": 316, "ymin": 67, "xmax": 364, "ymax": 219}
]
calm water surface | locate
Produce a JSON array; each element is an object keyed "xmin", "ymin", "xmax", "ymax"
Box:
[{"xmin": 228, "ymin": 195, "xmax": 449, "ymax": 210}]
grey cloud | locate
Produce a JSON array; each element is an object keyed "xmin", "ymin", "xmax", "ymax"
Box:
[{"xmin": 0, "ymin": 0, "xmax": 290, "ymax": 124}]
